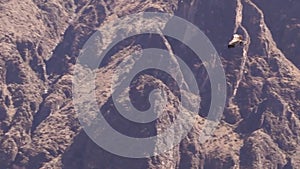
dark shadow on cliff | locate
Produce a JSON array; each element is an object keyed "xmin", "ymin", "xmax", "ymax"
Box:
[{"xmin": 61, "ymin": 131, "xmax": 150, "ymax": 169}]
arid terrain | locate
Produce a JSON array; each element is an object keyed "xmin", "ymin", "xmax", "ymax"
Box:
[{"xmin": 0, "ymin": 0, "xmax": 299, "ymax": 168}]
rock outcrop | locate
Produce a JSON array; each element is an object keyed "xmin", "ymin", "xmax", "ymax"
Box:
[{"xmin": 0, "ymin": 0, "xmax": 299, "ymax": 168}]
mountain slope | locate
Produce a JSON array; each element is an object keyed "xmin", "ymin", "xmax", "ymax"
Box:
[{"xmin": 0, "ymin": 0, "xmax": 299, "ymax": 168}]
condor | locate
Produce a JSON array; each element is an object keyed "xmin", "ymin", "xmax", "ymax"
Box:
[{"xmin": 228, "ymin": 34, "xmax": 243, "ymax": 48}]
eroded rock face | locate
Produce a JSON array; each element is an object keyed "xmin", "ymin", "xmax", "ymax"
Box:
[
  {"xmin": 253, "ymin": 0, "xmax": 300, "ymax": 68},
  {"xmin": 0, "ymin": 0, "xmax": 299, "ymax": 168}
]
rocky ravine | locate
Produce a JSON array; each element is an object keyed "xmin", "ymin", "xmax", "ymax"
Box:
[{"xmin": 0, "ymin": 0, "xmax": 300, "ymax": 169}]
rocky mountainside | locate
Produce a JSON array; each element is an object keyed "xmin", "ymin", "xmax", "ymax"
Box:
[{"xmin": 0, "ymin": 0, "xmax": 299, "ymax": 168}]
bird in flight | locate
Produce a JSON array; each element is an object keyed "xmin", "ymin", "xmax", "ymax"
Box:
[{"xmin": 228, "ymin": 34, "xmax": 243, "ymax": 48}]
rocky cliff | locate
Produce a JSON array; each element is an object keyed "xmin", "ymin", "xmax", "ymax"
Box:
[{"xmin": 0, "ymin": 0, "xmax": 299, "ymax": 168}]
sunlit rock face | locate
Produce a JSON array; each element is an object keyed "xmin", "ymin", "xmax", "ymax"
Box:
[{"xmin": 0, "ymin": 0, "xmax": 299, "ymax": 168}]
